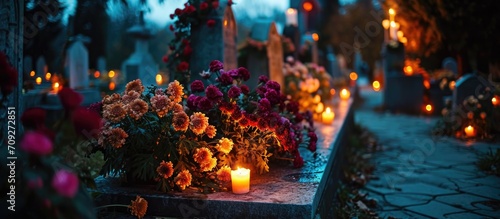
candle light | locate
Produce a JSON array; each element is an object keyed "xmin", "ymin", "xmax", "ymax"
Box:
[
  {"xmin": 52, "ymin": 82, "xmax": 61, "ymax": 94},
  {"xmin": 389, "ymin": 8, "xmax": 395, "ymax": 22},
  {"xmin": 340, "ymin": 89, "xmax": 350, "ymax": 100},
  {"xmin": 45, "ymin": 72, "xmax": 52, "ymax": 81},
  {"xmin": 464, "ymin": 125, "xmax": 476, "ymax": 138},
  {"xmin": 94, "ymin": 71, "xmax": 100, "ymax": 78},
  {"xmin": 372, "ymin": 81, "xmax": 381, "ymax": 91},
  {"xmin": 285, "ymin": 8, "xmax": 298, "ymax": 26},
  {"xmin": 389, "ymin": 21, "xmax": 398, "ymax": 41},
  {"xmin": 35, "ymin": 77, "xmax": 42, "ymax": 85},
  {"xmin": 449, "ymin": 81, "xmax": 456, "ymax": 90},
  {"xmin": 404, "ymin": 66, "xmax": 413, "ymax": 76},
  {"xmin": 108, "ymin": 70, "xmax": 115, "ymax": 78},
  {"xmin": 231, "ymin": 167, "xmax": 250, "ymax": 194},
  {"xmin": 492, "ymin": 96, "xmax": 499, "ymax": 106},
  {"xmin": 425, "ymin": 104, "xmax": 432, "ymax": 113},
  {"xmin": 349, "ymin": 72, "xmax": 358, "ymax": 81},
  {"xmin": 109, "ymin": 82, "xmax": 116, "ymax": 90},
  {"xmin": 315, "ymin": 102, "xmax": 324, "ymax": 114},
  {"xmin": 156, "ymin": 74, "xmax": 163, "ymax": 85},
  {"xmin": 30, "ymin": 70, "xmax": 35, "ymax": 77},
  {"xmin": 322, "ymin": 107, "xmax": 335, "ymax": 124}
]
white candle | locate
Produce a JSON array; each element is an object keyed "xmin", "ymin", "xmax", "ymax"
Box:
[
  {"xmin": 389, "ymin": 21, "xmax": 397, "ymax": 41},
  {"xmin": 231, "ymin": 168, "xmax": 250, "ymax": 194},
  {"xmin": 285, "ymin": 8, "xmax": 298, "ymax": 26},
  {"xmin": 464, "ymin": 125, "xmax": 475, "ymax": 138},
  {"xmin": 340, "ymin": 89, "xmax": 350, "ymax": 100},
  {"xmin": 322, "ymin": 107, "xmax": 334, "ymax": 124}
]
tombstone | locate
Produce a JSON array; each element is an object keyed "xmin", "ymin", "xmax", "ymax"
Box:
[
  {"xmin": 442, "ymin": 57, "xmax": 458, "ymax": 76},
  {"xmin": 121, "ymin": 11, "xmax": 158, "ymax": 87},
  {"xmin": 383, "ymin": 74, "xmax": 424, "ymax": 113},
  {"xmin": 382, "ymin": 41, "xmax": 405, "ymax": 77},
  {"xmin": 97, "ymin": 56, "xmax": 106, "ymax": 74},
  {"xmin": 36, "ymin": 56, "xmax": 47, "ymax": 78},
  {"xmin": 246, "ymin": 20, "xmax": 283, "ymax": 89},
  {"xmin": 189, "ymin": 0, "xmax": 237, "ymax": 84},
  {"xmin": 452, "ymin": 74, "xmax": 493, "ymax": 111},
  {"xmin": 66, "ymin": 35, "xmax": 90, "ymax": 89},
  {"xmin": 282, "ymin": 25, "xmax": 300, "ymax": 60},
  {"xmin": 325, "ymin": 46, "xmax": 341, "ymax": 78}
]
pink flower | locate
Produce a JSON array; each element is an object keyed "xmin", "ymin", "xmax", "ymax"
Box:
[
  {"xmin": 183, "ymin": 45, "xmax": 193, "ymax": 57},
  {"xmin": 209, "ymin": 60, "xmax": 224, "ymax": 72},
  {"xmin": 212, "ymin": 0, "xmax": 220, "ymax": 8},
  {"xmin": 258, "ymin": 75, "xmax": 269, "ymax": 83},
  {"xmin": 258, "ymin": 98, "xmax": 271, "ymax": 112},
  {"xmin": 187, "ymin": 94, "xmax": 199, "ymax": 110},
  {"xmin": 58, "ymin": 87, "xmax": 83, "ymax": 111},
  {"xmin": 217, "ymin": 72, "xmax": 233, "ymax": 85},
  {"xmin": 51, "ymin": 169, "xmax": 79, "ymax": 198},
  {"xmin": 265, "ymin": 80, "xmax": 281, "ymax": 92},
  {"xmin": 174, "ymin": 8, "xmax": 183, "ymax": 15},
  {"xmin": 197, "ymin": 97, "xmax": 213, "ymax": 111},
  {"xmin": 162, "ymin": 55, "xmax": 169, "ymax": 63},
  {"xmin": 20, "ymin": 131, "xmax": 53, "ymax": 156},
  {"xmin": 21, "ymin": 107, "xmax": 47, "ymax": 129},
  {"xmin": 227, "ymin": 86, "xmax": 241, "ymax": 98},
  {"xmin": 177, "ymin": 61, "xmax": 189, "ymax": 72},
  {"xmin": 265, "ymin": 89, "xmax": 280, "ymax": 105},
  {"xmin": 190, "ymin": 80, "xmax": 205, "ymax": 92}
]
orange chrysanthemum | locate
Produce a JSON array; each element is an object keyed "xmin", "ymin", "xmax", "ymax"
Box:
[
  {"xmin": 150, "ymin": 94, "xmax": 170, "ymax": 117},
  {"xmin": 200, "ymin": 157, "xmax": 217, "ymax": 172},
  {"xmin": 102, "ymin": 93, "xmax": 121, "ymax": 105},
  {"xmin": 216, "ymin": 137, "xmax": 233, "ymax": 154},
  {"xmin": 193, "ymin": 147, "xmax": 213, "ymax": 165},
  {"xmin": 167, "ymin": 80, "xmax": 184, "ymax": 103},
  {"xmin": 174, "ymin": 170, "xmax": 192, "ymax": 190},
  {"xmin": 127, "ymin": 99, "xmax": 148, "ymax": 120},
  {"xmin": 106, "ymin": 127, "xmax": 129, "ymax": 149},
  {"xmin": 216, "ymin": 166, "xmax": 231, "ymax": 182},
  {"xmin": 129, "ymin": 195, "xmax": 148, "ymax": 219},
  {"xmin": 156, "ymin": 160, "xmax": 174, "ymax": 179},
  {"xmin": 189, "ymin": 112, "xmax": 209, "ymax": 135},
  {"xmin": 205, "ymin": 125, "xmax": 217, "ymax": 138},
  {"xmin": 170, "ymin": 103, "xmax": 184, "ymax": 113},
  {"xmin": 122, "ymin": 90, "xmax": 140, "ymax": 105},
  {"xmin": 103, "ymin": 102, "xmax": 127, "ymax": 123},
  {"xmin": 172, "ymin": 112, "xmax": 189, "ymax": 132},
  {"xmin": 125, "ymin": 79, "xmax": 145, "ymax": 94}
]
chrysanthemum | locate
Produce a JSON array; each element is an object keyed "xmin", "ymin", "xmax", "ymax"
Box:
[
  {"xmin": 216, "ymin": 137, "xmax": 233, "ymax": 154},
  {"xmin": 216, "ymin": 166, "xmax": 232, "ymax": 182},
  {"xmin": 172, "ymin": 112, "xmax": 190, "ymax": 132},
  {"xmin": 129, "ymin": 196, "xmax": 148, "ymax": 219},
  {"xmin": 122, "ymin": 90, "xmax": 140, "ymax": 105},
  {"xmin": 127, "ymin": 99, "xmax": 149, "ymax": 120},
  {"xmin": 167, "ymin": 80, "xmax": 184, "ymax": 103},
  {"xmin": 155, "ymin": 88, "xmax": 165, "ymax": 95},
  {"xmin": 125, "ymin": 79, "xmax": 144, "ymax": 94},
  {"xmin": 175, "ymin": 170, "xmax": 192, "ymax": 190},
  {"xmin": 200, "ymin": 157, "xmax": 217, "ymax": 172},
  {"xmin": 193, "ymin": 147, "xmax": 213, "ymax": 165},
  {"xmin": 102, "ymin": 93, "xmax": 121, "ymax": 105},
  {"xmin": 205, "ymin": 125, "xmax": 217, "ymax": 138},
  {"xmin": 103, "ymin": 102, "xmax": 127, "ymax": 123},
  {"xmin": 156, "ymin": 161, "xmax": 174, "ymax": 179},
  {"xmin": 107, "ymin": 127, "xmax": 128, "ymax": 149},
  {"xmin": 171, "ymin": 103, "xmax": 184, "ymax": 113},
  {"xmin": 190, "ymin": 112, "xmax": 209, "ymax": 135},
  {"xmin": 205, "ymin": 85, "xmax": 223, "ymax": 102},
  {"xmin": 150, "ymin": 94, "xmax": 170, "ymax": 117},
  {"xmin": 231, "ymin": 108, "xmax": 243, "ymax": 121}
]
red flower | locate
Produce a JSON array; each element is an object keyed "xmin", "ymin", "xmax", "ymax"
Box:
[
  {"xmin": 240, "ymin": 85, "xmax": 250, "ymax": 95},
  {"xmin": 183, "ymin": 45, "xmax": 193, "ymax": 57},
  {"xmin": 217, "ymin": 72, "xmax": 233, "ymax": 85},
  {"xmin": 207, "ymin": 19, "xmax": 216, "ymax": 27},
  {"xmin": 205, "ymin": 85, "xmax": 223, "ymax": 102},
  {"xmin": 190, "ymin": 80, "xmax": 205, "ymax": 93},
  {"xmin": 209, "ymin": 60, "xmax": 224, "ymax": 72},
  {"xmin": 162, "ymin": 55, "xmax": 169, "ymax": 63},
  {"xmin": 51, "ymin": 169, "xmax": 79, "ymax": 198},
  {"xmin": 169, "ymin": 14, "xmax": 175, "ymax": 19},
  {"xmin": 0, "ymin": 52, "xmax": 18, "ymax": 95},
  {"xmin": 20, "ymin": 131, "xmax": 53, "ymax": 156},
  {"xmin": 58, "ymin": 87, "xmax": 83, "ymax": 111},
  {"xmin": 177, "ymin": 61, "xmax": 189, "ymax": 72},
  {"xmin": 227, "ymin": 86, "xmax": 241, "ymax": 98},
  {"xmin": 182, "ymin": 39, "xmax": 190, "ymax": 46},
  {"xmin": 71, "ymin": 107, "xmax": 103, "ymax": 139},
  {"xmin": 200, "ymin": 2, "xmax": 209, "ymax": 10},
  {"xmin": 169, "ymin": 24, "xmax": 175, "ymax": 31},
  {"xmin": 174, "ymin": 8, "xmax": 183, "ymax": 15},
  {"xmin": 212, "ymin": 1, "xmax": 220, "ymax": 8},
  {"xmin": 184, "ymin": 5, "xmax": 196, "ymax": 13},
  {"xmin": 293, "ymin": 154, "xmax": 304, "ymax": 168},
  {"xmin": 238, "ymin": 67, "xmax": 250, "ymax": 81},
  {"xmin": 228, "ymin": 0, "xmax": 234, "ymax": 6},
  {"xmin": 21, "ymin": 107, "xmax": 46, "ymax": 129}
]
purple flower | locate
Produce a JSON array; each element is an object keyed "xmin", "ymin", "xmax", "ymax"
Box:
[
  {"xmin": 240, "ymin": 85, "xmax": 250, "ymax": 95},
  {"xmin": 190, "ymin": 80, "xmax": 205, "ymax": 93},
  {"xmin": 265, "ymin": 80, "xmax": 281, "ymax": 92},
  {"xmin": 258, "ymin": 98, "xmax": 272, "ymax": 112},
  {"xmin": 197, "ymin": 96, "xmax": 213, "ymax": 111},
  {"xmin": 205, "ymin": 85, "xmax": 223, "ymax": 102},
  {"xmin": 217, "ymin": 72, "xmax": 233, "ymax": 85},
  {"xmin": 227, "ymin": 86, "xmax": 241, "ymax": 99},
  {"xmin": 286, "ymin": 101, "xmax": 299, "ymax": 114},
  {"xmin": 265, "ymin": 89, "xmax": 280, "ymax": 105},
  {"xmin": 51, "ymin": 169, "xmax": 79, "ymax": 198},
  {"xmin": 238, "ymin": 67, "xmax": 250, "ymax": 81},
  {"xmin": 187, "ymin": 94, "xmax": 199, "ymax": 110},
  {"xmin": 258, "ymin": 75, "xmax": 269, "ymax": 84},
  {"xmin": 227, "ymin": 69, "xmax": 239, "ymax": 78},
  {"xmin": 209, "ymin": 60, "xmax": 224, "ymax": 72},
  {"xmin": 256, "ymin": 86, "xmax": 267, "ymax": 97},
  {"xmin": 21, "ymin": 131, "xmax": 53, "ymax": 156}
]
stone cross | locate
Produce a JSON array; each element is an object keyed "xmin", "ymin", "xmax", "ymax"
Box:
[{"xmin": 66, "ymin": 35, "xmax": 91, "ymax": 89}]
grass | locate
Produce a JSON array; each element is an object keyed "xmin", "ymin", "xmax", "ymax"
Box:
[{"xmin": 476, "ymin": 148, "xmax": 500, "ymax": 176}]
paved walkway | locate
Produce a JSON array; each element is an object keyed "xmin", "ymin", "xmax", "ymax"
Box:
[{"xmin": 354, "ymin": 87, "xmax": 500, "ymax": 219}]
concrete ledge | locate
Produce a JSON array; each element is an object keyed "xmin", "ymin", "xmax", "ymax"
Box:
[{"xmin": 93, "ymin": 99, "xmax": 355, "ymax": 218}]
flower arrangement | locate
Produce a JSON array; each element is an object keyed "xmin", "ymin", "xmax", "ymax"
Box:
[
  {"xmin": 164, "ymin": 0, "xmax": 234, "ymax": 86},
  {"xmin": 99, "ymin": 60, "xmax": 317, "ymax": 192},
  {"xmin": 283, "ymin": 58, "xmax": 333, "ymax": 113}
]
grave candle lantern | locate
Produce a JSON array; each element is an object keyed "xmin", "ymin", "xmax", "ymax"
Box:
[
  {"xmin": 322, "ymin": 107, "xmax": 334, "ymax": 124},
  {"xmin": 35, "ymin": 77, "xmax": 42, "ymax": 85},
  {"xmin": 231, "ymin": 167, "xmax": 250, "ymax": 194},
  {"xmin": 285, "ymin": 8, "xmax": 298, "ymax": 26},
  {"xmin": 373, "ymin": 81, "xmax": 381, "ymax": 91},
  {"xmin": 492, "ymin": 96, "xmax": 499, "ymax": 107},
  {"xmin": 464, "ymin": 125, "xmax": 476, "ymax": 138},
  {"xmin": 340, "ymin": 89, "xmax": 350, "ymax": 100}
]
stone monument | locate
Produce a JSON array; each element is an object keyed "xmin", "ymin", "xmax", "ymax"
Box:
[{"xmin": 66, "ymin": 35, "xmax": 90, "ymax": 89}]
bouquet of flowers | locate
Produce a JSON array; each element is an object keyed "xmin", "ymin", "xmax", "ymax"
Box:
[{"xmin": 99, "ymin": 60, "xmax": 317, "ymax": 192}]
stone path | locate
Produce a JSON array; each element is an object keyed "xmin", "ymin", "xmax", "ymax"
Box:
[{"xmin": 354, "ymin": 86, "xmax": 500, "ymax": 219}]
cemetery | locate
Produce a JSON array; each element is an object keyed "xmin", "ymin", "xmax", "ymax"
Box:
[{"xmin": 0, "ymin": 0, "xmax": 499, "ymax": 218}]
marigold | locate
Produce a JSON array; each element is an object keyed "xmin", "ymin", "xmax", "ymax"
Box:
[
  {"xmin": 107, "ymin": 127, "xmax": 129, "ymax": 149},
  {"xmin": 193, "ymin": 147, "xmax": 213, "ymax": 165},
  {"xmin": 200, "ymin": 157, "xmax": 217, "ymax": 172},
  {"xmin": 150, "ymin": 94, "xmax": 170, "ymax": 117},
  {"xmin": 103, "ymin": 93, "xmax": 121, "ymax": 105},
  {"xmin": 167, "ymin": 80, "xmax": 184, "ymax": 103},
  {"xmin": 205, "ymin": 125, "xmax": 217, "ymax": 138},
  {"xmin": 170, "ymin": 103, "xmax": 184, "ymax": 113},
  {"xmin": 175, "ymin": 170, "xmax": 192, "ymax": 190},
  {"xmin": 216, "ymin": 137, "xmax": 233, "ymax": 154},
  {"xmin": 190, "ymin": 112, "xmax": 209, "ymax": 135},
  {"xmin": 156, "ymin": 161, "xmax": 174, "ymax": 179},
  {"xmin": 172, "ymin": 112, "xmax": 189, "ymax": 132},
  {"xmin": 125, "ymin": 79, "xmax": 144, "ymax": 94},
  {"xmin": 216, "ymin": 166, "xmax": 231, "ymax": 182},
  {"xmin": 127, "ymin": 99, "xmax": 149, "ymax": 120},
  {"xmin": 122, "ymin": 90, "xmax": 140, "ymax": 105},
  {"xmin": 129, "ymin": 196, "xmax": 148, "ymax": 219},
  {"xmin": 103, "ymin": 102, "xmax": 127, "ymax": 123}
]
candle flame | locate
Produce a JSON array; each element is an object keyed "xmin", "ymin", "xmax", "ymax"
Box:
[
  {"xmin": 94, "ymin": 71, "xmax": 100, "ymax": 78},
  {"xmin": 425, "ymin": 104, "xmax": 432, "ymax": 112},
  {"xmin": 45, "ymin": 72, "xmax": 51, "ymax": 81},
  {"xmin": 382, "ymin": 19, "xmax": 390, "ymax": 29},
  {"xmin": 286, "ymin": 8, "xmax": 296, "ymax": 14},
  {"xmin": 493, "ymin": 96, "xmax": 499, "ymax": 106},
  {"xmin": 373, "ymin": 81, "xmax": 381, "ymax": 91},
  {"xmin": 449, "ymin": 81, "xmax": 456, "ymax": 90},
  {"xmin": 404, "ymin": 66, "xmax": 413, "ymax": 76},
  {"xmin": 389, "ymin": 8, "xmax": 395, "ymax": 15},
  {"xmin": 30, "ymin": 71, "xmax": 35, "ymax": 77},
  {"xmin": 340, "ymin": 89, "xmax": 350, "ymax": 100},
  {"xmin": 109, "ymin": 82, "xmax": 116, "ymax": 90},
  {"xmin": 330, "ymin": 88, "xmax": 336, "ymax": 95},
  {"xmin": 108, "ymin": 70, "xmax": 115, "ymax": 78},
  {"xmin": 302, "ymin": 2, "xmax": 313, "ymax": 12},
  {"xmin": 349, "ymin": 72, "xmax": 358, "ymax": 81},
  {"xmin": 325, "ymin": 107, "xmax": 331, "ymax": 113},
  {"xmin": 156, "ymin": 74, "xmax": 163, "ymax": 85},
  {"xmin": 36, "ymin": 77, "xmax": 42, "ymax": 85},
  {"xmin": 312, "ymin": 33, "xmax": 319, "ymax": 41},
  {"xmin": 390, "ymin": 21, "xmax": 396, "ymax": 28}
]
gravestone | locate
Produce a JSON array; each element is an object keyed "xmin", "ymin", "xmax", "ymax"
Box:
[
  {"xmin": 452, "ymin": 74, "xmax": 493, "ymax": 111},
  {"xmin": 382, "ymin": 41, "xmax": 405, "ymax": 77},
  {"xmin": 325, "ymin": 46, "xmax": 341, "ymax": 78},
  {"xmin": 384, "ymin": 74, "xmax": 424, "ymax": 113},
  {"xmin": 190, "ymin": 0, "xmax": 237, "ymax": 83},
  {"xmin": 36, "ymin": 56, "xmax": 47, "ymax": 78},
  {"xmin": 442, "ymin": 57, "xmax": 458, "ymax": 76},
  {"xmin": 66, "ymin": 35, "xmax": 90, "ymax": 89},
  {"xmin": 97, "ymin": 56, "xmax": 106, "ymax": 74},
  {"xmin": 246, "ymin": 20, "xmax": 283, "ymax": 89},
  {"xmin": 121, "ymin": 11, "xmax": 158, "ymax": 87},
  {"xmin": 282, "ymin": 25, "xmax": 300, "ymax": 60}
]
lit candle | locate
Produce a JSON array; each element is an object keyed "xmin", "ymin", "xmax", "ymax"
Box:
[
  {"xmin": 404, "ymin": 66, "xmax": 413, "ymax": 76},
  {"xmin": 315, "ymin": 102, "xmax": 324, "ymax": 114},
  {"xmin": 109, "ymin": 82, "xmax": 116, "ymax": 90},
  {"xmin": 35, "ymin": 77, "xmax": 42, "ymax": 85},
  {"xmin": 108, "ymin": 70, "xmax": 115, "ymax": 78},
  {"xmin": 30, "ymin": 70, "xmax": 35, "ymax": 77},
  {"xmin": 372, "ymin": 81, "xmax": 381, "ymax": 91},
  {"xmin": 389, "ymin": 8, "xmax": 395, "ymax": 22},
  {"xmin": 231, "ymin": 167, "xmax": 250, "ymax": 194},
  {"xmin": 449, "ymin": 81, "xmax": 456, "ymax": 90},
  {"xmin": 45, "ymin": 72, "xmax": 52, "ymax": 81},
  {"xmin": 425, "ymin": 104, "xmax": 432, "ymax": 113},
  {"xmin": 389, "ymin": 21, "xmax": 397, "ymax": 41},
  {"xmin": 156, "ymin": 74, "xmax": 163, "ymax": 85},
  {"xmin": 492, "ymin": 96, "xmax": 499, "ymax": 107},
  {"xmin": 340, "ymin": 89, "xmax": 350, "ymax": 100},
  {"xmin": 285, "ymin": 8, "xmax": 298, "ymax": 26},
  {"xmin": 464, "ymin": 125, "xmax": 475, "ymax": 138},
  {"xmin": 349, "ymin": 72, "xmax": 358, "ymax": 81},
  {"xmin": 322, "ymin": 107, "xmax": 334, "ymax": 124},
  {"xmin": 94, "ymin": 71, "xmax": 100, "ymax": 78},
  {"xmin": 382, "ymin": 19, "xmax": 390, "ymax": 42}
]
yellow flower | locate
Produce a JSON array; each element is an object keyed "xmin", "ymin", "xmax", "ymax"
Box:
[
  {"xmin": 200, "ymin": 157, "xmax": 217, "ymax": 172},
  {"xmin": 216, "ymin": 166, "xmax": 231, "ymax": 182},
  {"xmin": 150, "ymin": 94, "xmax": 170, "ymax": 117},
  {"xmin": 190, "ymin": 112, "xmax": 209, "ymax": 135},
  {"xmin": 122, "ymin": 90, "xmax": 140, "ymax": 105},
  {"xmin": 175, "ymin": 170, "xmax": 192, "ymax": 190},
  {"xmin": 167, "ymin": 80, "xmax": 184, "ymax": 103},
  {"xmin": 156, "ymin": 160, "xmax": 174, "ymax": 179},
  {"xmin": 102, "ymin": 93, "xmax": 121, "ymax": 105},
  {"xmin": 103, "ymin": 102, "xmax": 127, "ymax": 123},
  {"xmin": 205, "ymin": 125, "xmax": 217, "ymax": 138},
  {"xmin": 193, "ymin": 147, "xmax": 213, "ymax": 165},
  {"xmin": 216, "ymin": 137, "xmax": 233, "ymax": 154},
  {"xmin": 172, "ymin": 112, "xmax": 189, "ymax": 132},
  {"xmin": 129, "ymin": 196, "xmax": 148, "ymax": 219},
  {"xmin": 127, "ymin": 99, "xmax": 148, "ymax": 120},
  {"xmin": 125, "ymin": 79, "xmax": 145, "ymax": 94}
]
